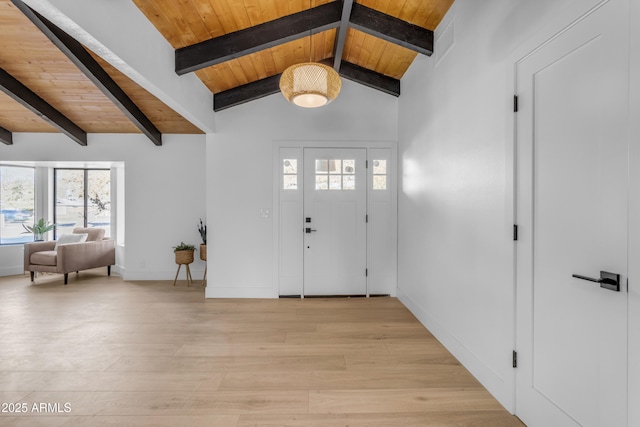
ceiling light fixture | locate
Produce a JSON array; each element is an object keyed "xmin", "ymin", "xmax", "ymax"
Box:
[{"xmin": 279, "ymin": 0, "xmax": 341, "ymax": 108}]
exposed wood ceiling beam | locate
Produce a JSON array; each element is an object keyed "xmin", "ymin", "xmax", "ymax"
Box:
[
  {"xmin": 214, "ymin": 75, "xmax": 281, "ymax": 112},
  {"xmin": 176, "ymin": 2, "xmax": 343, "ymax": 75},
  {"xmin": 349, "ymin": 3, "xmax": 434, "ymax": 56},
  {"xmin": 0, "ymin": 126, "xmax": 12, "ymax": 145},
  {"xmin": 213, "ymin": 59, "xmax": 400, "ymax": 111},
  {"xmin": 332, "ymin": 0, "xmax": 355, "ymax": 71},
  {"xmin": 12, "ymin": 0, "xmax": 163, "ymax": 146},
  {"xmin": 339, "ymin": 61, "xmax": 400, "ymax": 97},
  {"xmin": 0, "ymin": 67, "xmax": 87, "ymax": 146}
]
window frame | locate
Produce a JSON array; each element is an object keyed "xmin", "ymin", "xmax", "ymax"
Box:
[
  {"xmin": 0, "ymin": 165, "xmax": 36, "ymax": 245},
  {"xmin": 53, "ymin": 167, "xmax": 111, "ymax": 239}
]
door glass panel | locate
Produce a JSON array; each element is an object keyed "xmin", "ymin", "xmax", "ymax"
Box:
[
  {"xmin": 315, "ymin": 175, "xmax": 328, "ymax": 190},
  {"xmin": 343, "ymin": 160, "xmax": 355, "ymax": 174},
  {"xmin": 283, "ymin": 159, "xmax": 298, "ymax": 190},
  {"xmin": 373, "ymin": 175, "xmax": 387, "ymax": 190},
  {"xmin": 283, "ymin": 159, "xmax": 297, "ymax": 174},
  {"xmin": 372, "ymin": 159, "xmax": 387, "ymax": 190},
  {"xmin": 373, "ymin": 160, "xmax": 386, "ymax": 174},
  {"xmin": 343, "ymin": 175, "xmax": 356, "ymax": 190},
  {"xmin": 284, "ymin": 175, "xmax": 297, "ymax": 190},
  {"xmin": 316, "ymin": 159, "xmax": 328, "ymax": 173},
  {"xmin": 329, "ymin": 175, "xmax": 341, "ymax": 190},
  {"xmin": 329, "ymin": 159, "xmax": 341, "ymax": 174}
]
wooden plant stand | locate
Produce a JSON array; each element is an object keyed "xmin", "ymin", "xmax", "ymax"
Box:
[
  {"xmin": 200, "ymin": 244, "xmax": 207, "ymax": 287},
  {"xmin": 173, "ymin": 250, "xmax": 194, "ymax": 286}
]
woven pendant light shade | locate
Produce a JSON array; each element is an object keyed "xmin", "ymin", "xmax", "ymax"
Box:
[{"xmin": 279, "ymin": 62, "xmax": 342, "ymax": 108}]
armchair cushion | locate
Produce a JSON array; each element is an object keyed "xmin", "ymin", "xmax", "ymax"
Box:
[
  {"xmin": 74, "ymin": 228, "xmax": 104, "ymax": 241},
  {"xmin": 30, "ymin": 251, "xmax": 57, "ymax": 266},
  {"xmin": 55, "ymin": 233, "xmax": 88, "ymax": 249}
]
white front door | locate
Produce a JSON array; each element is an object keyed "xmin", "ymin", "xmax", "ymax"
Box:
[
  {"xmin": 515, "ymin": 1, "xmax": 629, "ymax": 426},
  {"xmin": 303, "ymin": 148, "xmax": 367, "ymax": 296}
]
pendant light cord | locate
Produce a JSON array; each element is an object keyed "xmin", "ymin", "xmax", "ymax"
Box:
[{"xmin": 309, "ymin": 0, "xmax": 312, "ymax": 63}]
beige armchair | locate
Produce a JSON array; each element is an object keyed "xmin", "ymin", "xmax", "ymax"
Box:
[{"xmin": 24, "ymin": 228, "xmax": 115, "ymax": 285}]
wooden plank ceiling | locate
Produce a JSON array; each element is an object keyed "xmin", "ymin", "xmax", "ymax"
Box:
[
  {"xmin": 0, "ymin": 0, "xmax": 453, "ymax": 145},
  {"xmin": 0, "ymin": 0, "xmax": 203, "ymax": 146},
  {"xmin": 134, "ymin": 0, "xmax": 454, "ymax": 111}
]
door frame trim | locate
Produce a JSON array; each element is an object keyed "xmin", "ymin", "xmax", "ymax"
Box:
[{"xmin": 272, "ymin": 140, "xmax": 397, "ymax": 298}]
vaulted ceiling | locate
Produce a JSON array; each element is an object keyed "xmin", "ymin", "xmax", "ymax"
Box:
[{"xmin": 0, "ymin": 0, "xmax": 454, "ymax": 146}]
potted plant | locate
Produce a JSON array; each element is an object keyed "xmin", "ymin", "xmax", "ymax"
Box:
[
  {"xmin": 197, "ymin": 218, "xmax": 207, "ymax": 261},
  {"xmin": 22, "ymin": 218, "xmax": 56, "ymax": 241},
  {"xmin": 173, "ymin": 241, "xmax": 196, "ymax": 265},
  {"xmin": 173, "ymin": 242, "xmax": 196, "ymax": 286}
]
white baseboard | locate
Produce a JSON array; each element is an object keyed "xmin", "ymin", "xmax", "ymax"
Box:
[
  {"xmin": 0, "ymin": 267, "xmax": 25, "ymax": 277},
  {"xmin": 205, "ymin": 286, "xmax": 278, "ymax": 299},
  {"xmin": 397, "ymin": 287, "xmax": 514, "ymax": 413},
  {"xmin": 111, "ymin": 264, "xmax": 124, "ymax": 277},
  {"xmin": 124, "ymin": 268, "xmax": 205, "ymax": 281}
]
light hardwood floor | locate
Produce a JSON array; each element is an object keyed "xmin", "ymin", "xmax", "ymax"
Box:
[{"xmin": 0, "ymin": 270, "xmax": 525, "ymax": 426}]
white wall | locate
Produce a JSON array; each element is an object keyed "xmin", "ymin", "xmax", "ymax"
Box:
[
  {"xmin": 396, "ymin": 0, "xmax": 602, "ymax": 412},
  {"xmin": 207, "ymin": 80, "xmax": 398, "ymax": 298},
  {"xmin": 0, "ymin": 133, "xmax": 206, "ymax": 280},
  {"xmin": 628, "ymin": 0, "xmax": 640, "ymax": 423}
]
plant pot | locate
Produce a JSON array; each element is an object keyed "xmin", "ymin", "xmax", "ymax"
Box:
[
  {"xmin": 175, "ymin": 249, "xmax": 194, "ymax": 265},
  {"xmin": 200, "ymin": 244, "xmax": 207, "ymax": 261}
]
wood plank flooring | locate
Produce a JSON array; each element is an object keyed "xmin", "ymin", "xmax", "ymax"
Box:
[{"xmin": 0, "ymin": 270, "xmax": 525, "ymax": 426}]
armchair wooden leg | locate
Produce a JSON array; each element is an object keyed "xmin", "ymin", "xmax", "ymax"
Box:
[
  {"xmin": 30, "ymin": 271, "xmax": 34, "ymax": 282},
  {"xmin": 107, "ymin": 265, "xmax": 111, "ymax": 276},
  {"xmin": 64, "ymin": 273, "xmax": 68, "ymax": 285}
]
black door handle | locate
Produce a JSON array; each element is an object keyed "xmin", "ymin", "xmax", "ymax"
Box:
[
  {"xmin": 572, "ymin": 271, "xmax": 620, "ymax": 292},
  {"xmin": 305, "ymin": 228, "xmax": 317, "ymax": 234}
]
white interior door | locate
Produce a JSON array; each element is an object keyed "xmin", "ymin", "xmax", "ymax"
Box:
[
  {"xmin": 303, "ymin": 148, "xmax": 367, "ymax": 296},
  {"xmin": 515, "ymin": 1, "xmax": 629, "ymax": 426}
]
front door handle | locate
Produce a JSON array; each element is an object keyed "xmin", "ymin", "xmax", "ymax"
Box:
[
  {"xmin": 572, "ymin": 271, "xmax": 620, "ymax": 292},
  {"xmin": 305, "ymin": 228, "xmax": 317, "ymax": 234}
]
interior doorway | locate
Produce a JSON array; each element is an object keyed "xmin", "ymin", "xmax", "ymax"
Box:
[{"xmin": 515, "ymin": 0, "xmax": 629, "ymax": 425}]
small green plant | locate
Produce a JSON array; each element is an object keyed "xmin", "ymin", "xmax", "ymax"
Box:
[
  {"xmin": 197, "ymin": 218, "xmax": 207, "ymax": 244},
  {"xmin": 22, "ymin": 218, "xmax": 56, "ymax": 240},
  {"xmin": 173, "ymin": 242, "xmax": 196, "ymax": 252}
]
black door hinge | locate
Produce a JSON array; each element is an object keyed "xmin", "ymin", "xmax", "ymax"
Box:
[
  {"xmin": 512, "ymin": 350, "xmax": 518, "ymax": 368},
  {"xmin": 513, "ymin": 224, "xmax": 518, "ymax": 241},
  {"xmin": 365, "ymin": 269, "xmax": 368, "ymax": 277},
  {"xmin": 366, "ymin": 160, "xmax": 369, "ymax": 168},
  {"xmin": 366, "ymin": 214, "xmax": 369, "ymax": 223},
  {"xmin": 513, "ymin": 95, "xmax": 519, "ymax": 112}
]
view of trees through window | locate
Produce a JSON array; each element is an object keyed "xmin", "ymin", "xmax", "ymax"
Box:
[
  {"xmin": 0, "ymin": 166, "xmax": 35, "ymax": 244},
  {"xmin": 54, "ymin": 169, "xmax": 111, "ymax": 238}
]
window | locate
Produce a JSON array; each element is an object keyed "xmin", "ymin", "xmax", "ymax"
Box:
[
  {"xmin": 54, "ymin": 169, "xmax": 111, "ymax": 238},
  {"xmin": 283, "ymin": 159, "xmax": 298, "ymax": 190},
  {"xmin": 315, "ymin": 159, "xmax": 356, "ymax": 190},
  {"xmin": 0, "ymin": 166, "xmax": 35, "ymax": 244},
  {"xmin": 372, "ymin": 159, "xmax": 387, "ymax": 190}
]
